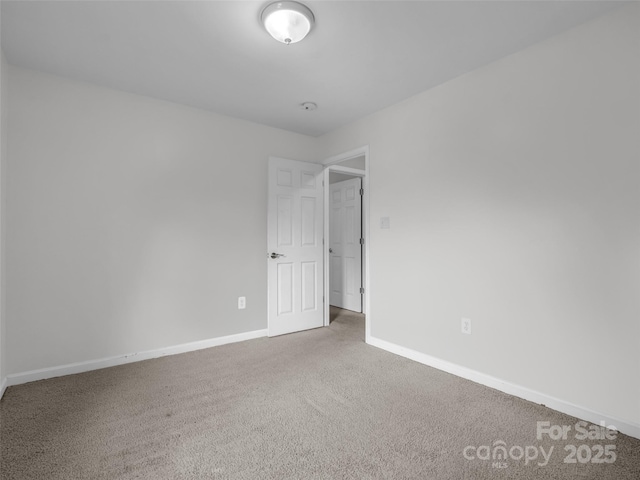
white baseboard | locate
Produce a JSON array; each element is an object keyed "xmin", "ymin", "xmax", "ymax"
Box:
[
  {"xmin": 6, "ymin": 329, "xmax": 268, "ymax": 389},
  {"xmin": 0, "ymin": 376, "xmax": 7, "ymax": 400},
  {"xmin": 367, "ymin": 336, "xmax": 640, "ymax": 440}
]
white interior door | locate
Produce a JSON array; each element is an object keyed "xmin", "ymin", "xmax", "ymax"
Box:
[
  {"xmin": 329, "ymin": 177, "xmax": 362, "ymax": 312},
  {"xmin": 268, "ymin": 157, "xmax": 324, "ymax": 336}
]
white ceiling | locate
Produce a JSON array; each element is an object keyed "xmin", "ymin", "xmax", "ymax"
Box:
[{"xmin": 1, "ymin": 1, "xmax": 622, "ymax": 137}]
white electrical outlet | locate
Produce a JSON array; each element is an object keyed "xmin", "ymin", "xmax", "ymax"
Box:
[
  {"xmin": 461, "ymin": 318, "xmax": 472, "ymax": 335},
  {"xmin": 238, "ymin": 297, "xmax": 246, "ymax": 309},
  {"xmin": 380, "ymin": 217, "xmax": 390, "ymax": 229}
]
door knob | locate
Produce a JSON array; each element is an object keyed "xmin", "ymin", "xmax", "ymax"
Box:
[
  {"xmin": 269, "ymin": 252, "xmax": 285, "ymax": 259},
  {"xmin": 329, "ymin": 248, "xmax": 333, "ymax": 253}
]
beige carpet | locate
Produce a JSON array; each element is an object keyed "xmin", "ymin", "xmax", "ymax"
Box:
[{"xmin": 1, "ymin": 308, "xmax": 639, "ymax": 479}]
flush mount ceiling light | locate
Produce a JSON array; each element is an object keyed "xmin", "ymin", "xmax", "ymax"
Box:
[{"xmin": 261, "ymin": 1, "xmax": 315, "ymax": 45}]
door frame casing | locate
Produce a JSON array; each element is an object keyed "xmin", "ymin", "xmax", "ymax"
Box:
[{"xmin": 322, "ymin": 146, "xmax": 370, "ymax": 343}]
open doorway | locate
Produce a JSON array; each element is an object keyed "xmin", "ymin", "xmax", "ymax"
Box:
[{"xmin": 323, "ymin": 147, "xmax": 370, "ymax": 342}]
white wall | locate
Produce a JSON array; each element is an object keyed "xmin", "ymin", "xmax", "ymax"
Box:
[
  {"xmin": 319, "ymin": 5, "xmax": 640, "ymax": 426},
  {"xmin": 0, "ymin": 37, "xmax": 7, "ymax": 388},
  {"xmin": 336, "ymin": 155, "xmax": 365, "ymax": 171},
  {"xmin": 329, "ymin": 172, "xmax": 358, "ymax": 184},
  {"xmin": 6, "ymin": 66, "xmax": 319, "ymax": 374}
]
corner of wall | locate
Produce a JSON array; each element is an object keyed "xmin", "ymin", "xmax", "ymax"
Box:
[{"xmin": 0, "ymin": 44, "xmax": 8, "ymax": 398}]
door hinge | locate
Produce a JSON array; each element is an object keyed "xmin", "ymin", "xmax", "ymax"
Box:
[
  {"xmin": 359, "ymin": 238, "xmax": 364, "ymax": 245},
  {"xmin": 360, "ymin": 287, "xmax": 365, "ymax": 295},
  {"xmin": 359, "ymin": 188, "xmax": 364, "ymax": 196}
]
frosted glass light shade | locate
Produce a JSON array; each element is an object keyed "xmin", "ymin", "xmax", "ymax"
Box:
[{"xmin": 261, "ymin": 2, "xmax": 314, "ymax": 45}]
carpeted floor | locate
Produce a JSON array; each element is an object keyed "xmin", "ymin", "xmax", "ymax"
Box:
[{"xmin": 1, "ymin": 308, "xmax": 639, "ymax": 479}]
